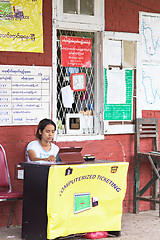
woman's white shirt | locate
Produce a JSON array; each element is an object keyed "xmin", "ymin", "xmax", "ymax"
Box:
[{"xmin": 26, "ymin": 140, "xmax": 59, "ymax": 162}]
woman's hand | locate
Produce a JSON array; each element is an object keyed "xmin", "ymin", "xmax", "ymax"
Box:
[
  {"xmin": 46, "ymin": 155, "xmax": 56, "ymax": 162},
  {"xmin": 28, "ymin": 150, "xmax": 56, "ymax": 162}
]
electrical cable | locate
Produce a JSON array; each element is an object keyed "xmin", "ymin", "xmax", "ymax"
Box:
[{"xmin": 126, "ymin": 0, "xmax": 160, "ymax": 13}]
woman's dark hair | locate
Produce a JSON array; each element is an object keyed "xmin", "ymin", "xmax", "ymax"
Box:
[{"xmin": 36, "ymin": 118, "xmax": 56, "ymax": 140}]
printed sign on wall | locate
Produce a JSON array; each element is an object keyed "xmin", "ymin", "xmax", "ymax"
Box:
[
  {"xmin": 140, "ymin": 12, "xmax": 160, "ymax": 62},
  {"xmin": 61, "ymin": 36, "xmax": 92, "ymax": 67},
  {"xmin": 104, "ymin": 68, "xmax": 133, "ymax": 121},
  {"xmin": 0, "ymin": 65, "xmax": 51, "ymax": 125},
  {"xmin": 0, "ymin": 0, "xmax": 43, "ymax": 53},
  {"xmin": 137, "ymin": 12, "xmax": 160, "ymax": 115}
]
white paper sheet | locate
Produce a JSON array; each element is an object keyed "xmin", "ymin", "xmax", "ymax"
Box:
[
  {"xmin": 61, "ymin": 85, "xmax": 74, "ymax": 108},
  {"xmin": 107, "ymin": 69, "xmax": 126, "ymax": 104},
  {"xmin": 108, "ymin": 40, "xmax": 122, "ymax": 66}
]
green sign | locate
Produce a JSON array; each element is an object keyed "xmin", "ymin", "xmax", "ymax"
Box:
[
  {"xmin": 104, "ymin": 68, "xmax": 133, "ymax": 121},
  {"xmin": 74, "ymin": 193, "xmax": 91, "ymax": 214}
]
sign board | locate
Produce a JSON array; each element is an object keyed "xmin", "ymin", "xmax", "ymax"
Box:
[
  {"xmin": 140, "ymin": 12, "xmax": 160, "ymax": 62},
  {"xmin": 137, "ymin": 64, "xmax": 160, "ymax": 111},
  {"xmin": 61, "ymin": 36, "xmax": 92, "ymax": 67},
  {"xmin": 0, "ymin": 0, "xmax": 43, "ymax": 53},
  {"xmin": 137, "ymin": 12, "xmax": 160, "ymax": 115},
  {"xmin": 0, "ymin": 65, "xmax": 51, "ymax": 125},
  {"xmin": 104, "ymin": 69, "xmax": 133, "ymax": 121},
  {"xmin": 74, "ymin": 193, "xmax": 91, "ymax": 214},
  {"xmin": 47, "ymin": 162, "xmax": 129, "ymax": 239}
]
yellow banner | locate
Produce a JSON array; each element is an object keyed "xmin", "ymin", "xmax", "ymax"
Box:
[
  {"xmin": 47, "ymin": 162, "xmax": 129, "ymax": 239},
  {"xmin": 0, "ymin": 0, "xmax": 43, "ymax": 52}
]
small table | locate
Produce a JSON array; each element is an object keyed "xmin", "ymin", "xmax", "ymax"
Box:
[{"xmin": 21, "ymin": 160, "xmax": 128, "ymax": 240}]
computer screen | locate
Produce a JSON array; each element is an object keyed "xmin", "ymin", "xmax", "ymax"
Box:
[{"xmin": 74, "ymin": 193, "xmax": 91, "ymax": 214}]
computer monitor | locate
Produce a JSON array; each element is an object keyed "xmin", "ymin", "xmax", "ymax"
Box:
[{"xmin": 58, "ymin": 147, "xmax": 85, "ymax": 164}]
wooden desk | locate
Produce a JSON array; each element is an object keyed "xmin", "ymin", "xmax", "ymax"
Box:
[{"xmin": 21, "ymin": 160, "xmax": 128, "ymax": 240}]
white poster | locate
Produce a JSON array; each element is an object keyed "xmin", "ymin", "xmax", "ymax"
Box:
[
  {"xmin": 107, "ymin": 69, "xmax": 126, "ymax": 104},
  {"xmin": 0, "ymin": 65, "xmax": 51, "ymax": 125},
  {"xmin": 108, "ymin": 40, "xmax": 122, "ymax": 66},
  {"xmin": 140, "ymin": 12, "xmax": 160, "ymax": 62},
  {"xmin": 138, "ymin": 64, "xmax": 160, "ymax": 110}
]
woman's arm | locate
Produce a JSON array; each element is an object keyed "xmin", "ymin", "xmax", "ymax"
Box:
[{"xmin": 27, "ymin": 150, "xmax": 56, "ymax": 162}]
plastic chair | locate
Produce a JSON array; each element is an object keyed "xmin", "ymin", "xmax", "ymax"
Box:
[
  {"xmin": 0, "ymin": 144, "xmax": 23, "ymax": 227},
  {"xmin": 133, "ymin": 118, "xmax": 160, "ymax": 216}
]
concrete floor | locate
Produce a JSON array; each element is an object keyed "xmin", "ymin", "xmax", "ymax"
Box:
[{"xmin": 0, "ymin": 210, "xmax": 160, "ymax": 240}]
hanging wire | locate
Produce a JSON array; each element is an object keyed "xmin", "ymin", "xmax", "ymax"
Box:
[{"xmin": 126, "ymin": 0, "xmax": 160, "ymax": 13}]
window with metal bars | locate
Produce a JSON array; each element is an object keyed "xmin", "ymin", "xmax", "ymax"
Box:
[{"xmin": 56, "ymin": 30, "xmax": 95, "ymax": 135}]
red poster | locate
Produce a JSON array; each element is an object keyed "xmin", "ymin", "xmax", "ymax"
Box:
[{"xmin": 61, "ymin": 36, "xmax": 92, "ymax": 67}]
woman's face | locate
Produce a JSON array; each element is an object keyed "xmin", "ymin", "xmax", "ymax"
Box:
[{"xmin": 39, "ymin": 124, "xmax": 55, "ymax": 142}]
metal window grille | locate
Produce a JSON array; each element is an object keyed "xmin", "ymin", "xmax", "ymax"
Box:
[{"xmin": 56, "ymin": 30, "xmax": 95, "ymax": 134}]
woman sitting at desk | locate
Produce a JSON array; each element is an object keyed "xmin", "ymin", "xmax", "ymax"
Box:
[{"xmin": 26, "ymin": 118, "xmax": 59, "ymax": 163}]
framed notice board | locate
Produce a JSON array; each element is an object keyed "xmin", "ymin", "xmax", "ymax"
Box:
[
  {"xmin": 104, "ymin": 68, "xmax": 133, "ymax": 121},
  {"xmin": 103, "ymin": 31, "xmax": 140, "ymax": 134}
]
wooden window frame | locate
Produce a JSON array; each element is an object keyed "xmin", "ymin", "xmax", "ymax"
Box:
[{"xmin": 103, "ymin": 32, "xmax": 141, "ymax": 134}]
